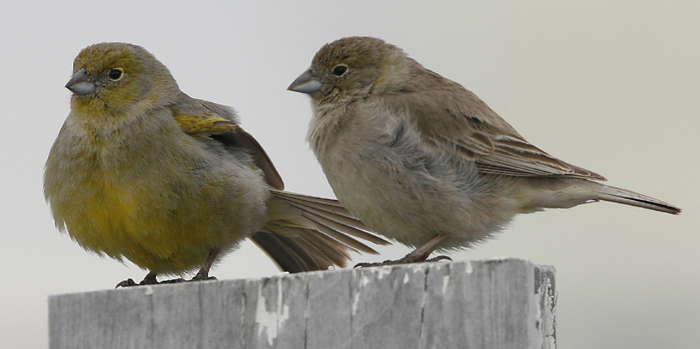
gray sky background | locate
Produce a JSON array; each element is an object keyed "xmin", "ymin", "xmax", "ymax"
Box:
[{"xmin": 1, "ymin": 2, "xmax": 698, "ymax": 348}]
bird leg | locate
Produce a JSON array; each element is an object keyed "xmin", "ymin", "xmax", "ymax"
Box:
[
  {"xmin": 402, "ymin": 233, "xmax": 450, "ymax": 262},
  {"xmin": 355, "ymin": 233, "xmax": 451, "ymax": 267},
  {"xmin": 190, "ymin": 249, "xmax": 219, "ymax": 282},
  {"xmin": 140, "ymin": 271, "xmax": 160, "ymax": 284}
]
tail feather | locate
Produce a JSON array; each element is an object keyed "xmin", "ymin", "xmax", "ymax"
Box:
[
  {"xmin": 297, "ymin": 205, "xmax": 386, "ymax": 245},
  {"xmin": 269, "ymin": 225, "xmax": 353, "ymax": 267},
  {"xmin": 289, "ymin": 228, "xmax": 353, "ymax": 267},
  {"xmin": 273, "ymin": 190, "xmax": 348, "ymax": 207},
  {"xmin": 272, "ymin": 190, "xmax": 371, "ymax": 230},
  {"xmin": 297, "ymin": 214, "xmax": 377, "ymax": 254},
  {"xmin": 250, "ymin": 232, "xmax": 321, "ymax": 272},
  {"xmin": 596, "ymin": 184, "xmax": 681, "ymax": 215},
  {"xmin": 257, "ymin": 190, "xmax": 389, "ymax": 273},
  {"xmin": 271, "ymin": 190, "xmax": 389, "ymax": 246}
]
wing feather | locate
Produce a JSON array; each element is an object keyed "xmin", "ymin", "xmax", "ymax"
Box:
[{"xmin": 382, "ymin": 82, "xmax": 605, "ymax": 180}]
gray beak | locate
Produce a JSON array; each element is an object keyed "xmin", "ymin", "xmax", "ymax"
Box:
[
  {"xmin": 65, "ymin": 68, "xmax": 96, "ymax": 96},
  {"xmin": 288, "ymin": 69, "xmax": 322, "ymax": 94}
]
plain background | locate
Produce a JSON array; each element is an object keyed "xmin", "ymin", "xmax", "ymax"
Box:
[{"xmin": 1, "ymin": 2, "xmax": 698, "ymax": 348}]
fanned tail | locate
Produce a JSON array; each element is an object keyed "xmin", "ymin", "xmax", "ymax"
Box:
[{"xmin": 252, "ymin": 190, "xmax": 390, "ymax": 272}]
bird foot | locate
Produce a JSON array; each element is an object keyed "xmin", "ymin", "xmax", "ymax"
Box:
[
  {"xmin": 115, "ymin": 278, "xmax": 139, "ymax": 288},
  {"xmin": 425, "ymin": 255, "xmax": 452, "ymax": 263},
  {"xmin": 190, "ymin": 266, "xmax": 217, "ymax": 282},
  {"xmin": 190, "ymin": 275, "xmax": 217, "ymax": 282},
  {"xmin": 354, "ymin": 254, "xmax": 452, "ymax": 268},
  {"xmin": 115, "ymin": 273, "xmax": 185, "ymax": 288},
  {"xmin": 114, "ymin": 267, "xmax": 217, "ymax": 288}
]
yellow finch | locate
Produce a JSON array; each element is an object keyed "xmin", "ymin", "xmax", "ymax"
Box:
[{"xmin": 45, "ymin": 42, "xmax": 387, "ymax": 286}]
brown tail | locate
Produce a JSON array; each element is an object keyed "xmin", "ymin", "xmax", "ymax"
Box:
[
  {"xmin": 594, "ymin": 183, "xmax": 681, "ymax": 215},
  {"xmin": 253, "ymin": 190, "xmax": 389, "ymax": 272}
]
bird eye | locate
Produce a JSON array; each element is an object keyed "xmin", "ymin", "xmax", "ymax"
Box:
[
  {"xmin": 331, "ymin": 64, "xmax": 348, "ymax": 77},
  {"xmin": 108, "ymin": 68, "xmax": 124, "ymax": 80}
]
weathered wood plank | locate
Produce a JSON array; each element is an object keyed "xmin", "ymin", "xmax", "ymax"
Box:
[
  {"xmin": 535, "ymin": 264, "xmax": 557, "ymax": 349},
  {"xmin": 350, "ymin": 265, "xmax": 427, "ymax": 349},
  {"xmin": 49, "ymin": 259, "xmax": 556, "ymax": 349},
  {"xmin": 306, "ymin": 269, "xmax": 353, "ymax": 349},
  {"xmin": 151, "ymin": 282, "xmax": 202, "ymax": 348},
  {"xmin": 421, "ymin": 260, "xmax": 535, "ymax": 349},
  {"xmin": 200, "ymin": 280, "xmax": 245, "ymax": 349}
]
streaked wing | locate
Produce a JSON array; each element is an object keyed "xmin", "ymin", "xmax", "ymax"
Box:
[
  {"xmin": 391, "ymin": 84, "xmax": 606, "ymax": 180},
  {"xmin": 451, "ymin": 134, "xmax": 605, "ymax": 180}
]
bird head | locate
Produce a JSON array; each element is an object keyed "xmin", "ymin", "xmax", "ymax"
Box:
[
  {"xmin": 66, "ymin": 42, "xmax": 179, "ymax": 117},
  {"xmin": 288, "ymin": 36, "xmax": 413, "ymax": 105}
]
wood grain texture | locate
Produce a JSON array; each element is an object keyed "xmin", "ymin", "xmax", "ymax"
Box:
[{"xmin": 49, "ymin": 259, "xmax": 556, "ymax": 349}]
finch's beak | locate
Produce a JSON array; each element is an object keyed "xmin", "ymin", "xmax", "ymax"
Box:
[
  {"xmin": 288, "ymin": 69, "xmax": 322, "ymax": 94},
  {"xmin": 65, "ymin": 68, "xmax": 97, "ymax": 96}
]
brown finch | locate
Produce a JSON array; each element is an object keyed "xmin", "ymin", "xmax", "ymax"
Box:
[{"xmin": 288, "ymin": 36, "xmax": 680, "ymax": 263}]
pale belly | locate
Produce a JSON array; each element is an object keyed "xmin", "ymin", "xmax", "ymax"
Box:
[{"xmin": 321, "ymin": 149, "xmax": 520, "ymax": 251}]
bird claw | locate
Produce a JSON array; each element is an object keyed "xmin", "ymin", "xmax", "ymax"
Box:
[
  {"xmin": 190, "ymin": 275, "xmax": 217, "ymax": 282},
  {"xmin": 115, "ymin": 278, "xmax": 138, "ymax": 288},
  {"xmin": 354, "ymin": 261, "xmax": 387, "ymax": 268},
  {"xmin": 425, "ymin": 255, "xmax": 452, "ymax": 263},
  {"xmin": 114, "ymin": 271, "xmax": 218, "ymax": 288},
  {"xmin": 115, "ymin": 272, "xmax": 185, "ymax": 288},
  {"xmin": 354, "ymin": 254, "xmax": 452, "ymax": 268}
]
